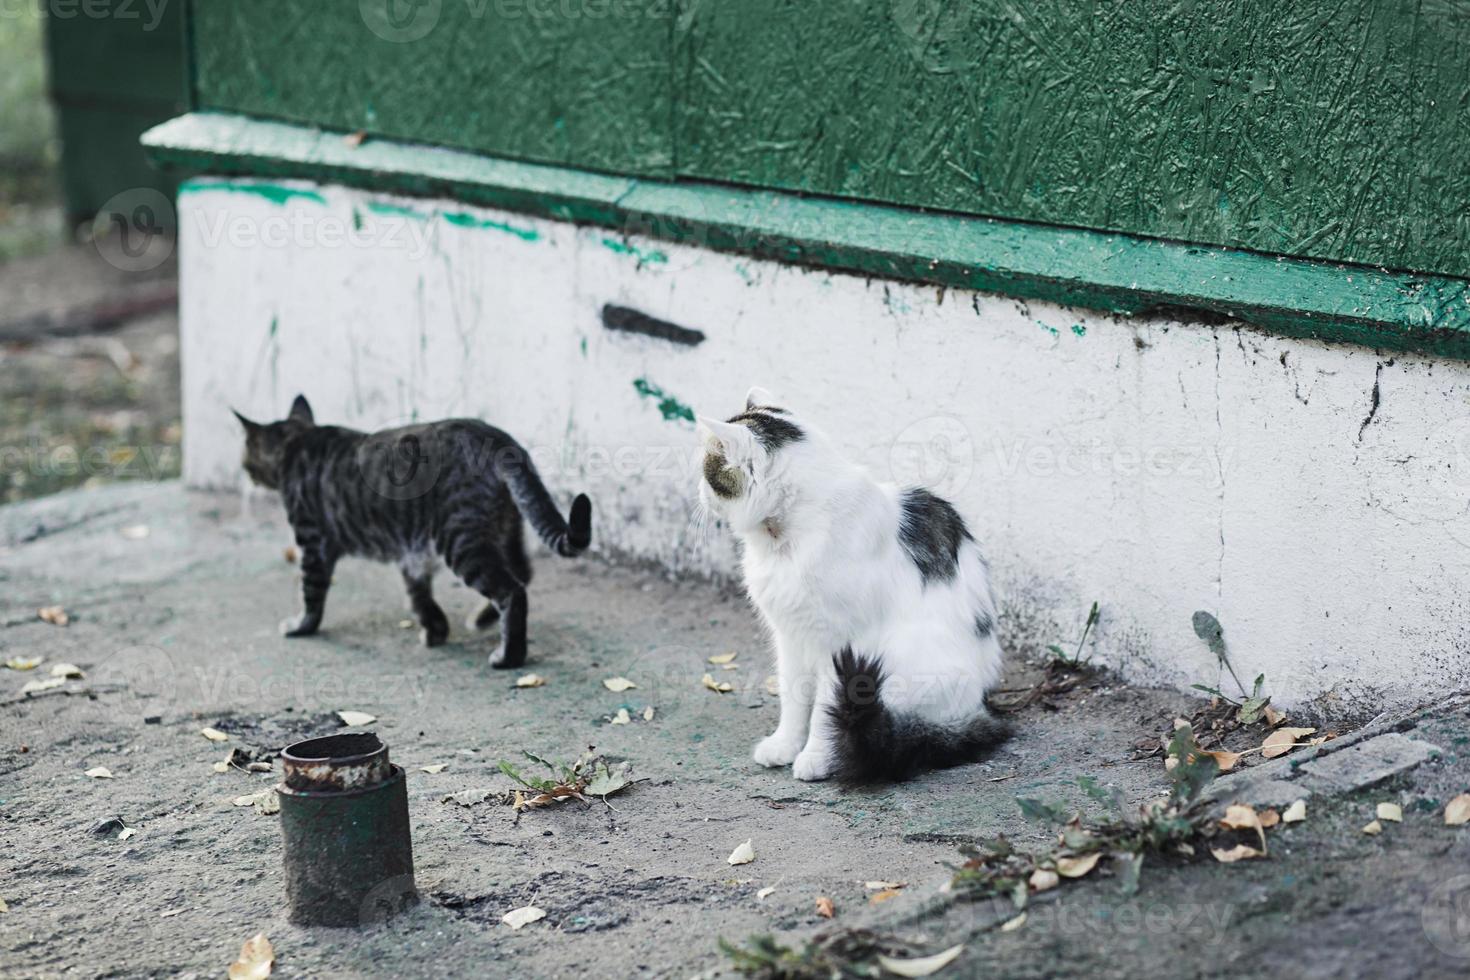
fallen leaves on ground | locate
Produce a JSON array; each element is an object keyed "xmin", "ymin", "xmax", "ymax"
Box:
[
  {"xmin": 1220, "ymin": 803, "xmax": 1268, "ymax": 851},
  {"xmin": 227, "ymin": 933, "xmax": 274, "ymax": 980},
  {"xmin": 500, "ymin": 752, "xmax": 638, "ymax": 809},
  {"xmin": 727, "ymin": 839, "xmax": 755, "ymax": 865},
  {"xmin": 1261, "ymin": 727, "xmax": 1317, "ymax": 759},
  {"xmin": 1258, "ymin": 808, "xmax": 1281, "ymax": 829},
  {"xmin": 515, "ymin": 674, "xmax": 546, "ymax": 688},
  {"xmin": 868, "ymin": 889, "xmax": 903, "ymax": 904},
  {"xmin": 756, "ymin": 886, "xmax": 775, "ymax": 900},
  {"xmin": 1445, "ymin": 794, "xmax": 1470, "ymax": 826},
  {"xmin": 118, "ymin": 828, "xmax": 136, "ymax": 841},
  {"xmin": 864, "ymin": 880, "xmax": 905, "ymax": 891},
  {"xmin": 233, "ymin": 790, "xmax": 280, "ymax": 815},
  {"xmin": 815, "ymin": 896, "xmax": 835, "ymax": 918},
  {"xmin": 1376, "ymin": 802, "xmax": 1403, "ymax": 823},
  {"xmin": 21, "ymin": 677, "xmax": 66, "ymax": 694},
  {"xmin": 1028, "ymin": 868, "xmax": 1059, "ymax": 892},
  {"xmin": 444, "ymin": 788, "xmax": 492, "ymax": 807},
  {"xmin": 602, "ymin": 677, "xmax": 636, "ymax": 692},
  {"xmin": 0, "ymin": 898, "xmax": 7, "ymax": 913},
  {"xmin": 420, "ymin": 764, "xmax": 448, "ymax": 774},
  {"xmin": 611, "ymin": 708, "xmax": 630, "ymax": 725},
  {"xmin": 1282, "ymin": 799, "xmax": 1308, "ymax": 823},
  {"xmin": 1203, "ymin": 749, "xmax": 1243, "ymax": 772},
  {"xmin": 1363, "ymin": 819, "xmax": 1383, "ymax": 835},
  {"xmin": 501, "ymin": 906, "xmax": 546, "ymax": 930},
  {"xmin": 1210, "ymin": 843, "xmax": 1265, "ymax": 863},
  {"xmin": 201, "ymin": 727, "xmax": 230, "ymax": 742},
  {"xmin": 1000, "ymin": 912, "xmax": 1027, "ymax": 932},
  {"xmin": 1054, "ymin": 853, "xmax": 1101, "ymax": 878},
  {"xmin": 84, "ymin": 767, "xmax": 113, "ymax": 779},
  {"xmin": 875, "ymin": 945, "xmax": 965, "ymax": 978},
  {"xmin": 764, "ymin": 676, "xmax": 780, "ymax": 696},
  {"xmin": 283, "ymin": 546, "xmax": 298, "ymax": 563},
  {"xmin": 708, "ymin": 652, "xmax": 737, "ymax": 665},
  {"xmin": 702, "ymin": 673, "xmax": 734, "ymax": 693},
  {"xmin": 37, "ymin": 606, "xmax": 69, "ymax": 626},
  {"xmin": 50, "ymin": 663, "xmax": 83, "ymax": 679},
  {"xmin": 642, "ymin": 706, "xmax": 655, "ymax": 721},
  {"xmin": 4, "ymin": 656, "xmax": 42, "ymax": 671},
  {"xmin": 336, "ymin": 710, "xmax": 376, "ymax": 727}
]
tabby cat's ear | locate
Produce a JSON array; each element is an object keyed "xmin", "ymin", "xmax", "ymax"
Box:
[
  {"xmin": 231, "ymin": 409, "xmax": 260, "ymax": 433},
  {"xmin": 289, "ymin": 394, "xmax": 315, "ymax": 425}
]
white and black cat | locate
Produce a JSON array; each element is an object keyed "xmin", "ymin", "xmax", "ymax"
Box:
[
  {"xmin": 697, "ymin": 388, "xmax": 1007, "ymax": 783},
  {"xmin": 235, "ymin": 395, "xmax": 591, "ymax": 666}
]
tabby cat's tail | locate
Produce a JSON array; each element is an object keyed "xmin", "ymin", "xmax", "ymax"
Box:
[
  {"xmin": 827, "ymin": 647, "xmax": 1009, "ymax": 785},
  {"xmin": 502, "ymin": 450, "xmax": 592, "ymax": 558}
]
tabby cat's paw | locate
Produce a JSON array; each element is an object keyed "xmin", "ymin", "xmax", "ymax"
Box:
[
  {"xmin": 792, "ymin": 749, "xmax": 835, "ymax": 782},
  {"xmin": 279, "ymin": 615, "xmax": 320, "ymax": 638},
  {"xmin": 752, "ymin": 733, "xmax": 803, "ymax": 768}
]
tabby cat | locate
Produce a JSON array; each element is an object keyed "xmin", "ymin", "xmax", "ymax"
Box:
[{"xmin": 235, "ymin": 395, "xmax": 591, "ymax": 667}]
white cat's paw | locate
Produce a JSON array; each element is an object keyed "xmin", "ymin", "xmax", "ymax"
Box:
[
  {"xmin": 792, "ymin": 749, "xmax": 835, "ymax": 782},
  {"xmin": 752, "ymin": 733, "xmax": 803, "ymax": 768}
]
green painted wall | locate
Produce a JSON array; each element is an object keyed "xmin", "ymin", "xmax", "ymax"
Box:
[
  {"xmin": 191, "ymin": 0, "xmax": 672, "ymax": 177},
  {"xmin": 188, "ymin": 0, "xmax": 1470, "ymax": 279}
]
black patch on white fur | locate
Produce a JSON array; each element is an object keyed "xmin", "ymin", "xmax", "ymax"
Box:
[
  {"xmin": 827, "ymin": 648, "xmax": 1009, "ymax": 785},
  {"xmin": 898, "ymin": 488, "xmax": 970, "ymax": 584},
  {"xmin": 974, "ymin": 611, "xmax": 994, "ymax": 639},
  {"xmin": 728, "ymin": 410, "xmax": 804, "ymax": 451}
]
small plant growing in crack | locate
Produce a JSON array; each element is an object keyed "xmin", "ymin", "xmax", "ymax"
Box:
[
  {"xmin": 497, "ymin": 749, "xmax": 641, "ymax": 811},
  {"xmin": 1190, "ymin": 610, "xmax": 1272, "ymax": 724},
  {"xmin": 994, "ymin": 601, "xmax": 1103, "ymax": 713},
  {"xmin": 1048, "ymin": 600, "xmax": 1100, "ymax": 667}
]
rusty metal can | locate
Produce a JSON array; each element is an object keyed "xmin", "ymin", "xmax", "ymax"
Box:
[{"xmin": 276, "ymin": 733, "xmax": 418, "ymax": 927}]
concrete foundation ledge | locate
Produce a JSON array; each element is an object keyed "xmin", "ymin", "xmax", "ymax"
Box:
[{"xmin": 170, "ymin": 176, "xmax": 1470, "ymax": 714}]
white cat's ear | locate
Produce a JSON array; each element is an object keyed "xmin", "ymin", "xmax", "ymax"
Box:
[
  {"xmin": 696, "ymin": 415, "xmax": 753, "ymax": 454},
  {"xmin": 745, "ymin": 386, "xmax": 779, "ymax": 412}
]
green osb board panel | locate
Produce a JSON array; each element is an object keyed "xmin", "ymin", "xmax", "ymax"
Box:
[
  {"xmin": 191, "ymin": 0, "xmax": 673, "ymax": 177},
  {"xmin": 673, "ymin": 0, "xmax": 1470, "ymax": 279}
]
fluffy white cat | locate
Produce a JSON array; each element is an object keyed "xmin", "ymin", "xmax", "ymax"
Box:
[{"xmin": 696, "ymin": 388, "xmax": 1008, "ymax": 783}]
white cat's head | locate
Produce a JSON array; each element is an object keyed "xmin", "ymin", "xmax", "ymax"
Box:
[{"xmin": 696, "ymin": 386, "xmax": 836, "ymax": 535}]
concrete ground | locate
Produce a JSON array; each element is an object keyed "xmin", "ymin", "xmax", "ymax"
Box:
[{"xmin": 2, "ymin": 482, "xmax": 1468, "ymax": 979}]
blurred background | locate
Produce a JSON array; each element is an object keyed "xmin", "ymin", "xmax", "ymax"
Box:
[{"xmin": 0, "ymin": 1, "xmax": 183, "ymax": 505}]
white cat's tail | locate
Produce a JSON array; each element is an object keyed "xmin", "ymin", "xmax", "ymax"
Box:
[{"xmin": 827, "ymin": 648, "xmax": 1009, "ymax": 785}]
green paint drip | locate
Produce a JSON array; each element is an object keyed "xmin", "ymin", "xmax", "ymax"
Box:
[
  {"xmin": 580, "ymin": 337, "xmax": 588, "ymax": 357},
  {"xmin": 367, "ymin": 201, "xmax": 431, "ymax": 221},
  {"xmin": 601, "ymin": 237, "xmax": 667, "ymax": 265},
  {"xmin": 268, "ymin": 315, "xmax": 279, "ymax": 339},
  {"xmin": 632, "ymin": 378, "xmax": 694, "ymax": 424},
  {"xmin": 443, "ymin": 211, "xmax": 539, "ymax": 241},
  {"xmin": 179, "ymin": 179, "xmax": 325, "ymax": 207},
  {"xmin": 1071, "ymin": 324, "xmax": 1087, "ymax": 337},
  {"xmin": 1036, "ymin": 320, "xmax": 1059, "ymax": 338}
]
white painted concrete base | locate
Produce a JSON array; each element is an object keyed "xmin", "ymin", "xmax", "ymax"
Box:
[{"xmin": 177, "ymin": 177, "xmax": 1470, "ymax": 712}]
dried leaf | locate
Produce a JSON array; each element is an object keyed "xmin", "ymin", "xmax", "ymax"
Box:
[
  {"xmin": 397, "ymin": 619, "xmax": 414, "ymax": 629},
  {"xmin": 1362, "ymin": 819, "xmax": 1383, "ymax": 836},
  {"xmin": 875, "ymin": 945, "xmax": 965, "ymax": 978},
  {"xmin": 1444, "ymin": 793, "xmax": 1470, "ymax": 826},
  {"xmin": 121, "ymin": 524, "xmax": 150, "ymax": 540},
  {"xmin": 1261, "ymin": 727, "xmax": 1318, "ymax": 759},
  {"xmin": 21, "ymin": 677, "xmax": 66, "ymax": 694},
  {"xmin": 1204, "ymin": 749, "xmax": 1242, "ymax": 772},
  {"xmin": 1258, "ymin": 808, "xmax": 1281, "ymax": 829},
  {"xmin": 864, "ymin": 880, "xmax": 905, "ymax": 890},
  {"xmin": 756, "ymin": 886, "xmax": 775, "ymax": 900},
  {"xmin": 344, "ymin": 130, "xmax": 367, "ymax": 148},
  {"xmin": 336, "ymin": 710, "xmax": 376, "ymax": 727},
  {"xmin": 232, "ymin": 790, "xmax": 279, "ymax": 814},
  {"xmin": 764, "ymin": 676, "xmax": 780, "ymax": 696},
  {"xmin": 118, "ymin": 828, "xmax": 136, "ymax": 841},
  {"xmin": 1028, "ymin": 868, "xmax": 1060, "ymax": 893},
  {"xmin": 611, "ymin": 708, "xmax": 631, "ymax": 725},
  {"xmin": 642, "ymin": 706, "xmax": 655, "ymax": 722},
  {"xmin": 501, "ymin": 905, "xmax": 546, "ymax": 930},
  {"xmin": 227, "ymin": 933, "xmax": 274, "ymax": 980},
  {"xmin": 1282, "ymin": 800, "xmax": 1308, "ymax": 823},
  {"xmin": 445, "ymin": 788, "xmax": 491, "ymax": 807},
  {"xmin": 38, "ymin": 606, "xmax": 69, "ymax": 626},
  {"xmin": 708, "ymin": 652, "xmax": 738, "ymax": 664},
  {"xmin": 869, "ymin": 889, "xmax": 903, "ymax": 904},
  {"xmin": 85, "ymin": 766, "xmax": 113, "ymax": 779},
  {"xmin": 49, "ymin": 663, "xmax": 81, "ymax": 679},
  {"xmin": 1000, "ymin": 912, "xmax": 1027, "ymax": 932},
  {"xmin": 283, "ymin": 546, "xmax": 298, "ymax": 563},
  {"xmin": 583, "ymin": 762, "xmax": 631, "ymax": 797},
  {"xmin": 1376, "ymin": 802, "xmax": 1403, "ymax": 823},
  {"xmin": 515, "ymin": 674, "xmax": 546, "ymax": 688},
  {"xmin": 201, "ymin": 727, "xmax": 230, "ymax": 742},
  {"xmin": 727, "ymin": 839, "xmax": 755, "ymax": 865},
  {"xmin": 4, "ymin": 656, "xmax": 42, "ymax": 671},
  {"xmin": 815, "ymin": 896, "xmax": 835, "ymax": 918},
  {"xmin": 1220, "ymin": 804, "xmax": 1263, "ymax": 832},
  {"xmin": 420, "ymin": 764, "xmax": 448, "ymax": 774},
  {"xmin": 702, "ymin": 673, "xmax": 734, "ymax": 693},
  {"xmin": 1055, "ymin": 853, "xmax": 1101, "ymax": 878},
  {"xmin": 212, "ymin": 761, "xmax": 230, "ymax": 774},
  {"xmin": 1211, "ymin": 843, "xmax": 1265, "ymax": 863},
  {"xmin": 1263, "ymin": 705, "xmax": 1287, "ymax": 727},
  {"xmin": 0, "ymin": 898, "xmax": 7, "ymax": 912},
  {"xmin": 247, "ymin": 762, "xmax": 273, "ymax": 773},
  {"xmin": 603, "ymin": 677, "xmax": 637, "ymax": 692}
]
